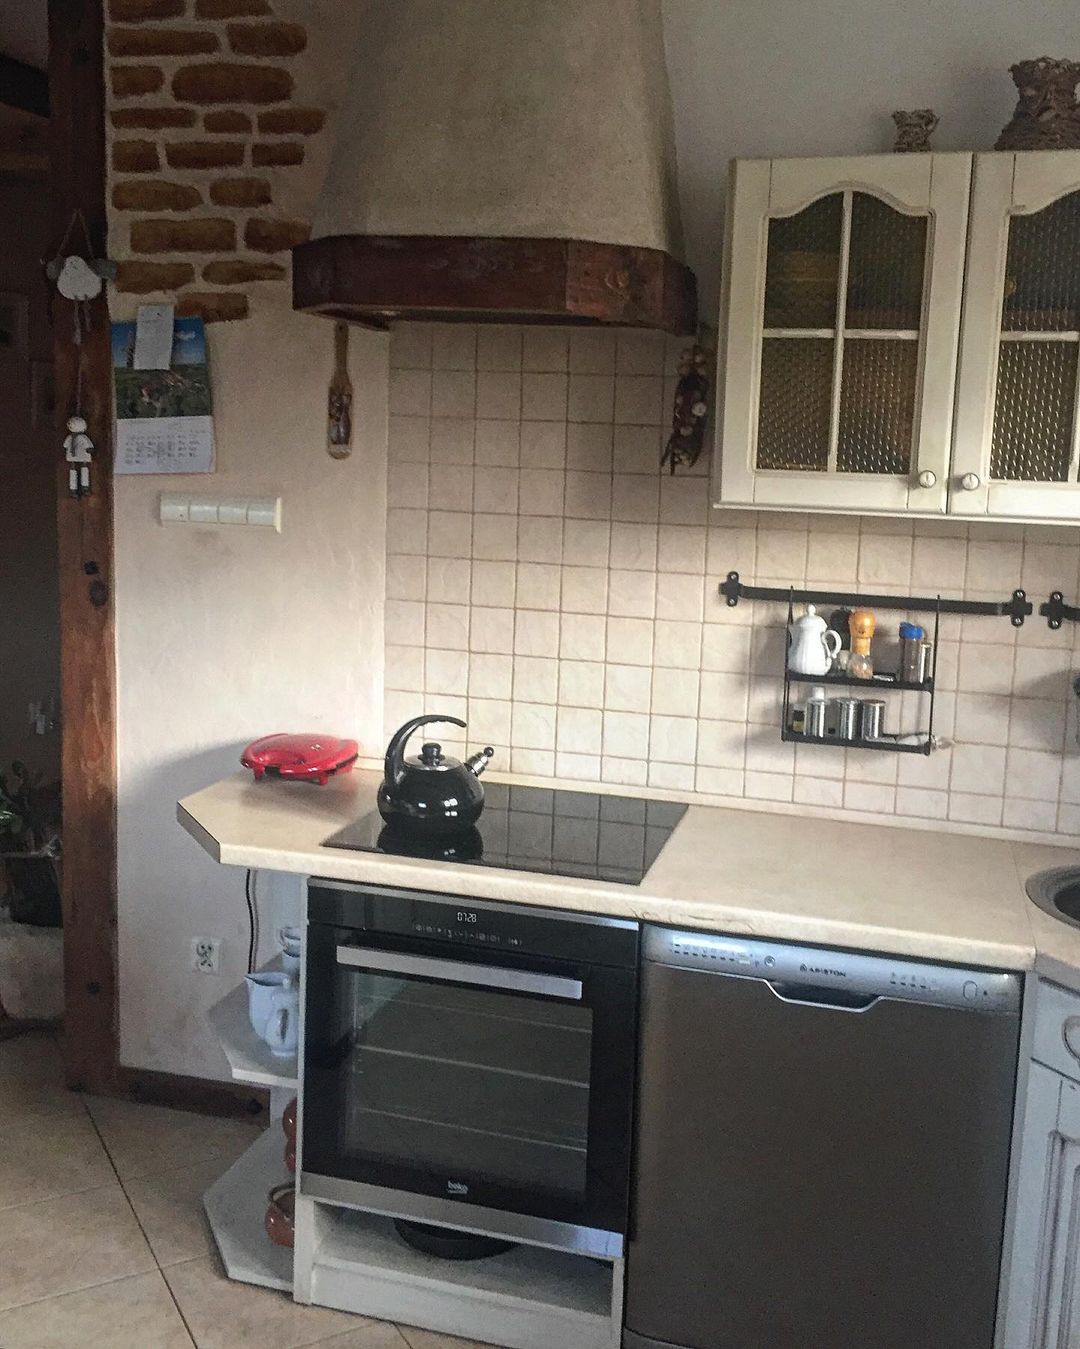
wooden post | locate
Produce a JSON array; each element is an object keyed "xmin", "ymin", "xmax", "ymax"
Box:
[{"xmin": 48, "ymin": 0, "xmax": 119, "ymax": 1096}]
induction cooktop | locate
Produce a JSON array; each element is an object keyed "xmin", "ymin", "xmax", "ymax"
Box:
[{"xmin": 322, "ymin": 783, "xmax": 688, "ymax": 885}]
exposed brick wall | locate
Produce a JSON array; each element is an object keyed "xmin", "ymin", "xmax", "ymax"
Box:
[{"xmin": 107, "ymin": 0, "xmax": 322, "ymax": 322}]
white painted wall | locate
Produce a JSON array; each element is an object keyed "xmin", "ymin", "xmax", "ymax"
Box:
[
  {"xmin": 109, "ymin": 0, "xmax": 380, "ymax": 1081},
  {"xmin": 662, "ymin": 0, "xmax": 1080, "ymax": 311},
  {"xmin": 115, "ymin": 298, "xmax": 387, "ymax": 1078}
]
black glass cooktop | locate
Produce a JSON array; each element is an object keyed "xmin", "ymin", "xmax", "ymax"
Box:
[{"xmin": 322, "ymin": 783, "xmax": 688, "ymax": 886}]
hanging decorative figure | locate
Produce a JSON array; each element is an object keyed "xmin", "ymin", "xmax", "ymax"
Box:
[
  {"xmin": 46, "ymin": 208, "xmax": 114, "ymax": 504},
  {"xmin": 661, "ymin": 341, "xmax": 712, "ymax": 474},
  {"xmin": 327, "ymin": 321, "xmax": 354, "ymax": 459},
  {"xmin": 45, "ymin": 209, "xmax": 116, "ymax": 346},
  {"xmin": 64, "ymin": 415, "xmax": 94, "ymax": 498}
]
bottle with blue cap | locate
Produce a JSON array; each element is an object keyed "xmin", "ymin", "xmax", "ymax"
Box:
[{"xmin": 898, "ymin": 621, "xmax": 931, "ymax": 683}]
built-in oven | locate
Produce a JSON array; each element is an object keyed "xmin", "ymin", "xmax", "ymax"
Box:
[{"xmin": 301, "ymin": 880, "xmax": 640, "ymax": 1258}]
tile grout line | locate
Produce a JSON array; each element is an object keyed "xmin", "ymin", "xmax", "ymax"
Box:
[{"xmin": 81, "ymin": 1104, "xmax": 199, "ymax": 1349}]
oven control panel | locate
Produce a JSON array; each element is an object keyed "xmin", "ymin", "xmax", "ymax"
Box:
[
  {"xmin": 308, "ymin": 879, "xmax": 641, "ymax": 969},
  {"xmin": 412, "ymin": 913, "xmax": 523, "ymax": 947}
]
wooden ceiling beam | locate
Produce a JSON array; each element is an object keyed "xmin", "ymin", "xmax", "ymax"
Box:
[{"xmin": 0, "ymin": 54, "xmax": 49, "ymax": 119}]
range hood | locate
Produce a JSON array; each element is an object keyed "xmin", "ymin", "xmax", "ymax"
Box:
[{"xmin": 293, "ymin": 0, "xmax": 696, "ymax": 333}]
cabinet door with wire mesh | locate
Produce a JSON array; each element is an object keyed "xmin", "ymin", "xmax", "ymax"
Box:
[
  {"xmin": 953, "ymin": 151, "xmax": 1080, "ymax": 520},
  {"xmin": 715, "ymin": 154, "xmax": 971, "ymax": 516}
]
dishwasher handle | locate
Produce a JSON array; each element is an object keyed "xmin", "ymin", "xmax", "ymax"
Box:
[{"xmin": 765, "ymin": 980, "xmax": 881, "ymax": 1013}]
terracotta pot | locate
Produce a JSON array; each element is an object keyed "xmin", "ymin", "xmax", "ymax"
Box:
[
  {"xmin": 265, "ymin": 1183, "xmax": 295, "ymax": 1249},
  {"xmin": 282, "ymin": 1097, "xmax": 297, "ymax": 1172}
]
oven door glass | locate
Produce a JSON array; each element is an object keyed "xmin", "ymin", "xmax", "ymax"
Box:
[{"xmin": 303, "ymin": 932, "xmax": 612, "ymax": 1220}]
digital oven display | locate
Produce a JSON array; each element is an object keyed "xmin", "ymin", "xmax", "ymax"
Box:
[{"xmin": 409, "ymin": 905, "xmax": 524, "ymax": 947}]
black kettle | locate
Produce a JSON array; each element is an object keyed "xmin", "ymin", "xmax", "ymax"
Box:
[{"xmin": 377, "ymin": 715, "xmax": 494, "ymax": 837}]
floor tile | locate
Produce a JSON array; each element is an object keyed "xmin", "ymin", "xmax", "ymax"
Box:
[
  {"xmin": 164, "ymin": 1255, "xmax": 374, "ymax": 1349},
  {"xmin": 85, "ymin": 1095, "xmax": 261, "ymax": 1182},
  {"xmin": 0, "ymin": 1031, "xmax": 84, "ymax": 1126},
  {"xmin": 397, "ymin": 1330, "xmax": 504, "ymax": 1349},
  {"xmin": 0, "ymin": 1269, "xmax": 194, "ymax": 1347},
  {"xmin": 315, "ymin": 1324, "xmax": 411, "ymax": 1347},
  {"xmin": 0, "ymin": 1183, "xmax": 155, "ymax": 1311},
  {"xmin": 123, "ymin": 1156, "xmax": 225, "ymax": 1267},
  {"xmin": 0, "ymin": 1111, "xmax": 116, "ymax": 1211}
]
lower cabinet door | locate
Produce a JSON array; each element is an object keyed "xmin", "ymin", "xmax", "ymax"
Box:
[
  {"xmin": 1002, "ymin": 1061, "xmax": 1061, "ymax": 1348},
  {"xmin": 1003, "ymin": 1067, "xmax": 1080, "ymax": 1349},
  {"xmin": 1043, "ymin": 1080, "xmax": 1080, "ymax": 1349}
]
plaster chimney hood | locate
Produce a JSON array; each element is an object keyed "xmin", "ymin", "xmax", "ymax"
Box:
[{"xmin": 293, "ymin": 0, "xmax": 696, "ymax": 333}]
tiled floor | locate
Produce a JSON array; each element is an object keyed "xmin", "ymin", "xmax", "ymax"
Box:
[{"xmin": 0, "ymin": 1033, "xmax": 495, "ymax": 1348}]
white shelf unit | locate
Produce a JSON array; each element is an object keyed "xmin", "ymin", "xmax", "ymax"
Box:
[
  {"xmin": 204, "ymin": 1128, "xmax": 293, "ymax": 1293},
  {"xmin": 206, "ymin": 961, "xmax": 298, "ymax": 1092},
  {"xmin": 204, "ymin": 963, "xmax": 298, "ymax": 1295},
  {"xmin": 295, "ymin": 1200, "xmax": 622, "ymax": 1349}
]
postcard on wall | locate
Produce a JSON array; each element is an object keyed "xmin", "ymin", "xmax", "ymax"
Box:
[{"xmin": 112, "ymin": 315, "xmax": 215, "ymax": 475}]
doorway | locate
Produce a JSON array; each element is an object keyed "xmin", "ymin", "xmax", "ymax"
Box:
[{"xmin": 0, "ymin": 38, "xmax": 63, "ymax": 1035}]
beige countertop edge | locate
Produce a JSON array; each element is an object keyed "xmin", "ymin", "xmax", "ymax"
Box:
[
  {"xmin": 178, "ymin": 823, "xmax": 1034, "ymax": 971},
  {"xmin": 176, "ymin": 772, "xmax": 1080, "ymax": 975}
]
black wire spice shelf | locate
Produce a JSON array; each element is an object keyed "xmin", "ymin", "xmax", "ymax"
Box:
[
  {"xmin": 781, "ymin": 730, "xmax": 934, "ymax": 755},
  {"xmin": 720, "ymin": 572, "xmax": 1033, "ymax": 627},
  {"xmin": 786, "ymin": 670, "xmax": 934, "ymax": 694},
  {"xmin": 780, "ymin": 591, "xmax": 940, "ymax": 757}
]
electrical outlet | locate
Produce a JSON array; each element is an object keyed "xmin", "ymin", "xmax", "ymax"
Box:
[{"xmin": 191, "ymin": 937, "xmax": 222, "ymax": 974}]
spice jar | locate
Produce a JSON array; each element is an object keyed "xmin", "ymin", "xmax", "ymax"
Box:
[{"xmin": 848, "ymin": 609, "xmax": 876, "ymax": 680}]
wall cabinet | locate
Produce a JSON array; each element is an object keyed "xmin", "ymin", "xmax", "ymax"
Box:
[
  {"xmin": 953, "ymin": 153, "xmax": 1080, "ymax": 521},
  {"xmin": 714, "ymin": 150, "xmax": 1080, "ymax": 523}
]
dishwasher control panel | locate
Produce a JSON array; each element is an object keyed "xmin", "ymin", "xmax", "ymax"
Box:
[{"xmin": 646, "ymin": 928, "xmax": 1021, "ymax": 1014}]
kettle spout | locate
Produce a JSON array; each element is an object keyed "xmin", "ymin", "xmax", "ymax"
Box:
[{"xmin": 465, "ymin": 747, "xmax": 494, "ymax": 778}]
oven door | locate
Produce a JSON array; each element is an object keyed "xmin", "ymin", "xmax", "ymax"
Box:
[{"xmin": 301, "ymin": 923, "xmax": 636, "ymax": 1257}]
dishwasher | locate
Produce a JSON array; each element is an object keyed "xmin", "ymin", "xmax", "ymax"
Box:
[{"xmin": 623, "ymin": 927, "xmax": 1021, "ymax": 1349}]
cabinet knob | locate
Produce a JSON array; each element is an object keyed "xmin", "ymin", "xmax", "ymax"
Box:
[
  {"xmin": 960, "ymin": 472, "xmax": 981, "ymax": 491},
  {"xmin": 916, "ymin": 469, "xmax": 937, "ymax": 489},
  {"xmin": 1064, "ymin": 1016, "xmax": 1080, "ymax": 1062}
]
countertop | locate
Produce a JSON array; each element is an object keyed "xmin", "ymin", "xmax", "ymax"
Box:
[{"xmin": 179, "ymin": 770, "xmax": 1080, "ymax": 979}]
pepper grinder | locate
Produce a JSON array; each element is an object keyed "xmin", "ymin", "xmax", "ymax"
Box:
[{"xmin": 848, "ymin": 608, "xmax": 876, "ymax": 679}]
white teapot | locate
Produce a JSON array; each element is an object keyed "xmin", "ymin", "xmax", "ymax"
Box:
[{"xmin": 787, "ymin": 605, "xmax": 842, "ymax": 676}]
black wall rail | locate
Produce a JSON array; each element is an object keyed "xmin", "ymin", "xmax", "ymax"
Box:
[
  {"xmin": 1040, "ymin": 592, "xmax": 1080, "ymax": 629},
  {"xmin": 719, "ymin": 572, "xmax": 1033, "ymax": 627}
]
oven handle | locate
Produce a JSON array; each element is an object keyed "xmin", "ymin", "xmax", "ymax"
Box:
[{"xmin": 335, "ymin": 945, "xmax": 584, "ymax": 1001}]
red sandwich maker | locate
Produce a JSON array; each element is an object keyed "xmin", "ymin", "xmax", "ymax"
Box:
[{"xmin": 241, "ymin": 733, "xmax": 359, "ymax": 785}]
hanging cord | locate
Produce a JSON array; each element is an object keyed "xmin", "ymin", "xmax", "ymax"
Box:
[{"xmin": 245, "ymin": 868, "xmax": 259, "ymax": 973}]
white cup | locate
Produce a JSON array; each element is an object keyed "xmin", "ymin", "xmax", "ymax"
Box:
[
  {"xmin": 245, "ymin": 972, "xmax": 299, "ymax": 1057},
  {"xmin": 276, "ymin": 925, "xmax": 302, "ymax": 979}
]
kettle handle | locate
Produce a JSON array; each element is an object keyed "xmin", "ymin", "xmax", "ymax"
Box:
[{"xmin": 385, "ymin": 715, "xmax": 467, "ymax": 788}]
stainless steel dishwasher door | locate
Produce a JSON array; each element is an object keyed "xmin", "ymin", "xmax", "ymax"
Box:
[{"xmin": 623, "ymin": 930, "xmax": 1021, "ymax": 1349}]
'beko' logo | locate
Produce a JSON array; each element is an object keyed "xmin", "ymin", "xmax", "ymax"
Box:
[{"xmin": 447, "ymin": 1180, "xmax": 469, "ymax": 1196}]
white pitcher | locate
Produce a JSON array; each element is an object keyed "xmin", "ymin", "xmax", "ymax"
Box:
[
  {"xmin": 787, "ymin": 605, "xmax": 842, "ymax": 676},
  {"xmin": 245, "ymin": 972, "xmax": 299, "ymax": 1058}
]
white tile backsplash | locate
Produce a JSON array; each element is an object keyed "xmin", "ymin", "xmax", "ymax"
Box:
[{"xmin": 385, "ymin": 323, "xmax": 1080, "ymax": 839}]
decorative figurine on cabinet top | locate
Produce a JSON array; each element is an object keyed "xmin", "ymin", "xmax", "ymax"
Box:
[
  {"xmin": 996, "ymin": 57, "xmax": 1080, "ymax": 150},
  {"xmin": 892, "ymin": 109, "xmax": 939, "ymax": 152}
]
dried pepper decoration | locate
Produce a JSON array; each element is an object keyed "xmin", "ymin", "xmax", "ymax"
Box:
[{"xmin": 662, "ymin": 342, "xmax": 711, "ymax": 474}]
